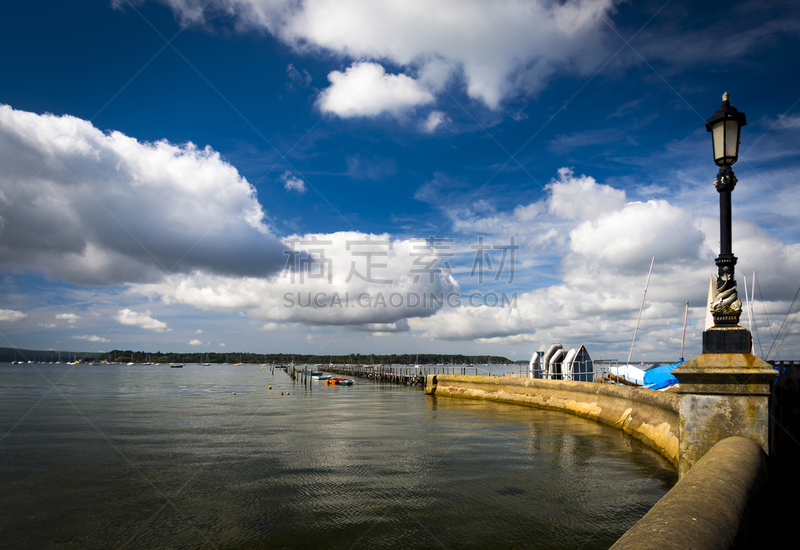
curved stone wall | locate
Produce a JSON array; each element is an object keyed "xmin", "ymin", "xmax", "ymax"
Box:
[
  {"xmin": 426, "ymin": 374, "xmax": 680, "ymax": 466},
  {"xmin": 610, "ymin": 436, "xmax": 767, "ymax": 549}
]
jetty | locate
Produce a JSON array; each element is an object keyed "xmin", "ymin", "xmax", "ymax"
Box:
[{"xmin": 319, "ymin": 364, "xmax": 485, "ymax": 386}]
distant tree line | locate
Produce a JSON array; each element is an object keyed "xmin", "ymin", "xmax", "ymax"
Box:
[{"xmin": 100, "ymin": 350, "xmax": 513, "ymax": 365}]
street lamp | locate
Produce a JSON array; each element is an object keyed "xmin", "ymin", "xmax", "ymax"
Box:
[
  {"xmin": 704, "ymin": 92, "xmax": 748, "ymax": 349},
  {"xmin": 705, "ymin": 92, "xmax": 747, "ymax": 167},
  {"xmin": 670, "ymin": 93, "xmax": 774, "ymax": 478}
]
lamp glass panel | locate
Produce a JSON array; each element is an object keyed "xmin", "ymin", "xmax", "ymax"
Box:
[
  {"xmin": 725, "ymin": 119, "xmax": 739, "ymax": 161},
  {"xmin": 713, "ymin": 122, "xmax": 725, "ymax": 163}
]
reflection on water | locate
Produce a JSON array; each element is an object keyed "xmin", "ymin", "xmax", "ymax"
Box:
[{"xmin": 0, "ymin": 364, "xmax": 676, "ymax": 549}]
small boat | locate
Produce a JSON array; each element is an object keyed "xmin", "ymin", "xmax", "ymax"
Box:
[
  {"xmin": 326, "ymin": 377, "xmax": 354, "ymax": 385},
  {"xmin": 170, "ymin": 363, "xmax": 184, "ymax": 368},
  {"xmin": 608, "ymin": 363, "xmax": 648, "ymax": 386}
]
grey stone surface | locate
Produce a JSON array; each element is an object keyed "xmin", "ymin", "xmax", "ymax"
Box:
[{"xmin": 611, "ymin": 436, "xmax": 767, "ymax": 550}]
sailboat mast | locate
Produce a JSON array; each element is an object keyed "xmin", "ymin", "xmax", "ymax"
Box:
[
  {"xmin": 744, "ymin": 274, "xmax": 753, "ymax": 334},
  {"xmin": 680, "ymin": 301, "xmax": 689, "ymax": 360},
  {"xmin": 628, "ymin": 257, "xmax": 655, "ymax": 365}
]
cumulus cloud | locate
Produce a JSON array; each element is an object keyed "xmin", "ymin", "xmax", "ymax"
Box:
[
  {"xmin": 280, "ymin": 170, "xmax": 306, "ymax": 193},
  {"xmin": 144, "ymin": 0, "xmax": 619, "ymax": 110},
  {"xmin": 73, "ymin": 335, "xmax": 109, "ymax": 343},
  {"xmin": 422, "ymin": 111, "xmax": 447, "ymax": 133},
  {"xmin": 316, "ymin": 62, "xmax": 434, "ymax": 118},
  {"xmin": 0, "ymin": 309, "xmax": 26, "ymax": 321},
  {"xmin": 129, "ymin": 231, "xmax": 459, "ymax": 328},
  {"xmin": 569, "ymin": 199, "xmax": 704, "ymax": 267},
  {"xmin": 0, "ymin": 105, "xmax": 287, "ymax": 286},
  {"xmin": 547, "ymin": 168, "xmax": 626, "ymax": 220},
  {"xmin": 189, "ymin": 339, "xmax": 203, "ymax": 345},
  {"xmin": 56, "ymin": 313, "xmax": 81, "ymax": 324},
  {"xmin": 410, "ymin": 167, "xmax": 800, "ymax": 354},
  {"xmin": 116, "ymin": 308, "xmax": 168, "ymax": 332}
]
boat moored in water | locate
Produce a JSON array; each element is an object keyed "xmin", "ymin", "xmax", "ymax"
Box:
[{"xmin": 325, "ymin": 377, "xmax": 354, "ymax": 385}]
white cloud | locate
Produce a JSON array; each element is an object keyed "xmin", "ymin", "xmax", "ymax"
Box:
[
  {"xmin": 196, "ymin": 328, "xmax": 203, "ymax": 333},
  {"xmin": 129, "ymin": 231, "xmax": 459, "ymax": 329},
  {"xmin": 316, "ymin": 62, "xmax": 434, "ymax": 118},
  {"xmin": 189, "ymin": 339, "xmax": 203, "ymax": 346},
  {"xmin": 116, "ymin": 308, "xmax": 168, "ymax": 332},
  {"xmin": 219, "ymin": 343, "xmax": 226, "ymax": 347},
  {"xmin": 410, "ymin": 166, "xmax": 800, "ymax": 354},
  {"xmin": 0, "ymin": 105, "xmax": 287, "ymax": 286},
  {"xmin": 73, "ymin": 335, "xmax": 109, "ymax": 343},
  {"xmin": 422, "ymin": 111, "xmax": 447, "ymax": 133},
  {"xmin": 0, "ymin": 309, "xmax": 26, "ymax": 322},
  {"xmin": 280, "ymin": 170, "xmax": 306, "ymax": 193},
  {"xmin": 149, "ymin": 0, "xmax": 619, "ymax": 109},
  {"xmin": 56, "ymin": 313, "xmax": 81, "ymax": 324},
  {"xmin": 569, "ymin": 199, "xmax": 704, "ymax": 267},
  {"xmin": 547, "ymin": 168, "xmax": 626, "ymax": 221}
]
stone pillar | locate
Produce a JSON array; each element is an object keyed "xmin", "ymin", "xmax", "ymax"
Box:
[{"xmin": 672, "ymin": 328, "xmax": 776, "ymax": 478}]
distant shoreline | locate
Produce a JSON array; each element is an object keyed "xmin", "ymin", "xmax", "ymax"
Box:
[{"xmin": 0, "ymin": 347, "xmax": 514, "ymax": 365}]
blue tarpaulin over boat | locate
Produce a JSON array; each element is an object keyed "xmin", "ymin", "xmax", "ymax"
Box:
[{"xmin": 643, "ymin": 359, "xmax": 683, "ymax": 390}]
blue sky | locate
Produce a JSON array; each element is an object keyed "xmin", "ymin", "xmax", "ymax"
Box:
[{"xmin": 1, "ymin": 0, "xmax": 800, "ymax": 361}]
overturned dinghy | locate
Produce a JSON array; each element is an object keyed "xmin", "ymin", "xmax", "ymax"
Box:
[
  {"xmin": 607, "ymin": 360, "xmax": 682, "ymax": 390},
  {"xmin": 608, "ymin": 363, "xmax": 647, "ymax": 386},
  {"xmin": 529, "ymin": 344, "xmax": 594, "ymax": 382}
]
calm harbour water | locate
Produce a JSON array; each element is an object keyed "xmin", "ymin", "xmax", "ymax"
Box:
[{"xmin": 0, "ymin": 363, "xmax": 676, "ymax": 549}]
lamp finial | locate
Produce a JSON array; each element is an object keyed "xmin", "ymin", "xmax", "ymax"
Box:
[{"xmin": 723, "ymin": 91, "xmax": 730, "ymax": 102}]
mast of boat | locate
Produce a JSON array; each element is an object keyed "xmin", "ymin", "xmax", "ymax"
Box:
[
  {"xmin": 743, "ymin": 274, "xmax": 753, "ymax": 336},
  {"xmin": 680, "ymin": 301, "xmax": 689, "ymax": 361},
  {"xmin": 751, "ymin": 272, "xmax": 756, "ymax": 335},
  {"xmin": 627, "ymin": 257, "xmax": 655, "ymax": 365}
]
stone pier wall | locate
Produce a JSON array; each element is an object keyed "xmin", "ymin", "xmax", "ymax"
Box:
[
  {"xmin": 426, "ymin": 374, "xmax": 680, "ymax": 466},
  {"xmin": 610, "ymin": 436, "xmax": 768, "ymax": 550}
]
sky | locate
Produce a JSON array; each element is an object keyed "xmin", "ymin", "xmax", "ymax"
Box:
[{"xmin": 1, "ymin": 0, "xmax": 800, "ymax": 362}]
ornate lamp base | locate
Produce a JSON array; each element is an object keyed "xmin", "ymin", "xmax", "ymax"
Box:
[{"xmin": 703, "ymin": 324, "xmax": 751, "ymax": 354}]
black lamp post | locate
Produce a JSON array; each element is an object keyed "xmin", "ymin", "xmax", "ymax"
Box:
[
  {"xmin": 703, "ymin": 92, "xmax": 750, "ymax": 351},
  {"xmin": 669, "ymin": 93, "xmax": 775, "ymax": 479}
]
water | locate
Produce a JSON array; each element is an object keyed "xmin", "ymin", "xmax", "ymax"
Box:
[{"xmin": 0, "ymin": 363, "xmax": 676, "ymax": 549}]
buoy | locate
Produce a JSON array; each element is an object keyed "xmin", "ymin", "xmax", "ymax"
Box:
[
  {"xmin": 268, "ymin": 386, "xmax": 272, "ymax": 390},
  {"xmin": 281, "ymin": 392, "xmax": 284, "ymax": 395},
  {"xmin": 232, "ymin": 392, "xmax": 236, "ymax": 395},
  {"xmin": 261, "ymin": 366, "xmax": 263, "ymax": 370}
]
